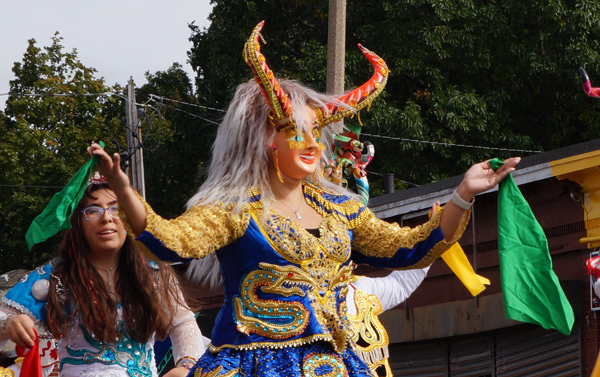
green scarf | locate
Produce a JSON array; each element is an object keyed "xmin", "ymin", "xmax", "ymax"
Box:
[
  {"xmin": 490, "ymin": 157, "xmax": 574, "ymax": 335},
  {"xmin": 26, "ymin": 141, "xmax": 105, "ymax": 250}
]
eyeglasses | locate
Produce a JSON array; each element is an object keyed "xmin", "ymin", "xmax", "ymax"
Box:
[{"xmin": 81, "ymin": 205, "xmax": 119, "ymax": 221}]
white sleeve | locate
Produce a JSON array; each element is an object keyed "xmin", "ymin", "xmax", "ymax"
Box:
[
  {"xmin": 0, "ymin": 306, "xmax": 22, "ymax": 354},
  {"xmin": 168, "ymin": 290, "xmax": 205, "ymax": 366},
  {"xmin": 353, "ymin": 266, "xmax": 430, "ymax": 313}
]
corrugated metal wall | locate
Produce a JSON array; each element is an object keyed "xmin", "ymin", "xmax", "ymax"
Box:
[
  {"xmin": 388, "ymin": 322, "xmax": 581, "ymax": 377},
  {"xmin": 389, "ymin": 343, "xmax": 448, "ymax": 376},
  {"xmin": 496, "ymin": 325, "xmax": 581, "ymax": 377},
  {"xmin": 450, "ymin": 338, "xmax": 494, "ymax": 377}
]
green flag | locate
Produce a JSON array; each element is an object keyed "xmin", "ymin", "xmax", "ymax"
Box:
[
  {"xmin": 490, "ymin": 158, "xmax": 574, "ymax": 335},
  {"xmin": 25, "ymin": 141, "xmax": 105, "ymax": 250}
]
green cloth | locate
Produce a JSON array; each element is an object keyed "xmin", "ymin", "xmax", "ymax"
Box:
[
  {"xmin": 490, "ymin": 158, "xmax": 574, "ymax": 335},
  {"xmin": 26, "ymin": 141, "xmax": 105, "ymax": 250}
]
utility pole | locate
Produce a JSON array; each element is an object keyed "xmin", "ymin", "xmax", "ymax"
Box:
[
  {"xmin": 327, "ymin": 0, "xmax": 347, "ymax": 134},
  {"xmin": 125, "ymin": 78, "xmax": 146, "ymax": 199},
  {"xmin": 326, "ymin": 0, "xmax": 346, "ymax": 96}
]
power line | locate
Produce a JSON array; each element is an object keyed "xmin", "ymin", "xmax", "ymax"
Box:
[
  {"xmin": 148, "ymin": 97, "xmax": 222, "ymax": 125},
  {"xmin": 361, "ymin": 133, "xmax": 542, "ymax": 154},
  {"xmin": 149, "ymin": 94, "xmax": 226, "ymax": 113},
  {"xmin": 365, "ymin": 170, "xmax": 420, "ymax": 187}
]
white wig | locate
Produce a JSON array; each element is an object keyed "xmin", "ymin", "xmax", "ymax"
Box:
[{"xmin": 187, "ymin": 78, "xmax": 359, "ymax": 213}]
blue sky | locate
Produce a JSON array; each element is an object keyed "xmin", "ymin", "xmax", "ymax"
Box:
[{"xmin": 1, "ymin": 0, "xmax": 212, "ymax": 105}]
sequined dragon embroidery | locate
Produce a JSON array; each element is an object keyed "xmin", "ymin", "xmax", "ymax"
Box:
[{"xmin": 234, "ymin": 262, "xmax": 353, "ymax": 353}]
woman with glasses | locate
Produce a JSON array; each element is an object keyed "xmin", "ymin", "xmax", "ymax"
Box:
[{"xmin": 0, "ymin": 174, "xmax": 204, "ymax": 377}]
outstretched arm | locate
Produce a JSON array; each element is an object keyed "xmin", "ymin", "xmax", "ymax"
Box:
[
  {"xmin": 88, "ymin": 143, "xmax": 147, "ymax": 236},
  {"xmin": 440, "ymin": 157, "xmax": 520, "ymax": 241}
]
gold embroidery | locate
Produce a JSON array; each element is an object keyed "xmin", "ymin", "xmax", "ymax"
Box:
[
  {"xmin": 120, "ymin": 192, "xmax": 250, "ymax": 260},
  {"xmin": 254, "ymin": 210, "xmax": 350, "ymax": 287},
  {"xmin": 0, "ymin": 367, "xmax": 14, "ymax": 377},
  {"xmin": 303, "ymin": 183, "xmax": 370, "ymax": 229},
  {"xmin": 208, "ymin": 333, "xmax": 337, "ymax": 352},
  {"xmin": 347, "ymin": 289, "xmax": 390, "ymax": 375},
  {"xmin": 352, "ymin": 206, "xmax": 471, "ymax": 268},
  {"xmin": 347, "ymin": 289, "xmax": 387, "ymax": 351},
  {"xmin": 233, "ymin": 263, "xmax": 311, "ymax": 339},
  {"xmin": 194, "ymin": 365, "xmax": 238, "ymax": 377},
  {"xmin": 370, "ymin": 359, "xmax": 392, "ymax": 377},
  {"xmin": 302, "ymin": 353, "xmax": 349, "ymax": 377},
  {"xmin": 233, "ymin": 262, "xmax": 353, "ymax": 353}
]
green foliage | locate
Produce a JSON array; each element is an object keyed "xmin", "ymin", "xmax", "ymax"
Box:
[
  {"xmin": 136, "ymin": 63, "xmax": 217, "ymax": 218},
  {"xmin": 189, "ymin": 0, "xmax": 330, "ymax": 106},
  {"xmin": 347, "ymin": 0, "xmax": 600, "ymax": 186},
  {"xmin": 188, "ymin": 0, "xmax": 600, "ymax": 194},
  {"xmin": 0, "ymin": 34, "xmax": 124, "ymax": 272}
]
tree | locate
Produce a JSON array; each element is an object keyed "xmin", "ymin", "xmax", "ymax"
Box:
[
  {"xmin": 188, "ymin": 0, "xmax": 330, "ymax": 107},
  {"xmin": 135, "ymin": 63, "xmax": 220, "ymax": 218},
  {"xmin": 0, "ymin": 33, "xmax": 124, "ymax": 271},
  {"xmin": 188, "ymin": 0, "xmax": 600, "ymax": 191}
]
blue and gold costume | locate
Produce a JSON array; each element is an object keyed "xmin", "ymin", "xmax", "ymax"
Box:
[{"xmin": 126, "ymin": 183, "xmax": 469, "ymax": 376}]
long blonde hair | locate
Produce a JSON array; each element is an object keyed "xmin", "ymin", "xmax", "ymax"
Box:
[{"xmin": 187, "ymin": 79, "xmax": 358, "ymax": 213}]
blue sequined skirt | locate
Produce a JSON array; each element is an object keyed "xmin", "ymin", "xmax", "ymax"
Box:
[{"xmin": 191, "ymin": 342, "xmax": 372, "ymax": 376}]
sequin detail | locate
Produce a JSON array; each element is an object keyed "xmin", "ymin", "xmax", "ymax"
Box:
[
  {"xmin": 303, "ymin": 352, "xmax": 348, "ymax": 377},
  {"xmin": 258, "ymin": 211, "xmax": 351, "ymax": 286},
  {"xmin": 352, "ymin": 206, "xmax": 471, "ymax": 266},
  {"xmin": 303, "ymin": 184, "xmax": 370, "ymax": 229},
  {"xmin": 347, "ymin": 289, "xmax": 390, "ymax": 376},
  {"xmin": 193, "ymin": 343, "xmax": 370, "ymax": 376},
  {"xmin": 60, "ymin": 322, "xmax": 153, "ymax": 377},
  {"xmin": 233, "ymin": 264, "xmax": 311, "ymax": 339},
  {"xmin": 121, "ymin": 192, "xmax": 249, "ymax": 260}
]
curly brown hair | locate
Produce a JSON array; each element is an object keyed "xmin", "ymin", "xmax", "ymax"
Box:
[{"xmin": 46, "ymin": 183, "xmax": 183, "ymax": 343}]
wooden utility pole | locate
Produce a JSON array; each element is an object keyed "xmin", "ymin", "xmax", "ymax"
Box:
[
  {"xmin": 326, "ymin": 0, "xmax": 346, "ymax": 96},
  {"xmin": 125, "ymin": 79, "xmax": 146, "ymax": 199}
]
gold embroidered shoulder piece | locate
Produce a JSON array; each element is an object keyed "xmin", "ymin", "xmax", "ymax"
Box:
[
  {"xmin": 352, "ymin": 206, "xmax": 471, "ymax": 268},
  {"xmin": 119, "ymin": 191, "xmax": 250, "ymax": 260}
]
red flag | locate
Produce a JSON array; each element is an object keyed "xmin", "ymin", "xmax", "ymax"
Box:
[{"xmin": 15, "ymin": 329, "xmax": 42, "ymax": 377}]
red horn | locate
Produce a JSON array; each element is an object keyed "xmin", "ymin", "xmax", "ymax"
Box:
[{"xmin": 322, "ymin": 44, "xmax": 388, "ymax": 126}]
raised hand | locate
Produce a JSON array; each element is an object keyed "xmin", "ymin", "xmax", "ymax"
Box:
[
  {"xmin": 456, "ymin": 157, "xmax": 521, "ymax": 202},
  {"xmin": 87, "ymin": 143, "xmax": 131, "ymax": 194}
]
